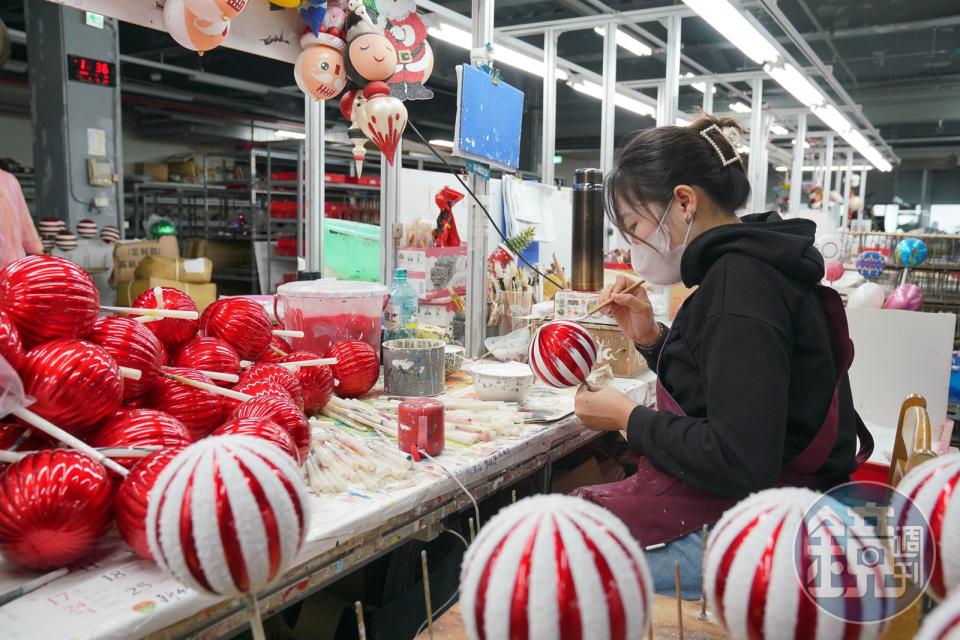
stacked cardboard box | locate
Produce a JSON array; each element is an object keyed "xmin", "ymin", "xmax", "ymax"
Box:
[{"xmin": 114, "ymin": 236, "xmax": 217, "ymax": 310}]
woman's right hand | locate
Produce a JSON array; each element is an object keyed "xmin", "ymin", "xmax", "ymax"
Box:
[{"xmin": 598, "ymin": 276, "xmax": 659, "ymax": 345}]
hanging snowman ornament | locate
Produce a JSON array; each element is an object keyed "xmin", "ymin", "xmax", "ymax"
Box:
[
  {"xmin": 378, "ymin": 0, "xmax": 435, "ymax": 100},
  {"xmin": 345, "ymin": 11, "xmax": 398, "ymax": 86},
  {"xmin": 165, "ymin": 0, "xmax": 230, "ymax": 55},
  {"xmin": 294, "ymin": 18, "xmax": 347, "ymax": 102}
]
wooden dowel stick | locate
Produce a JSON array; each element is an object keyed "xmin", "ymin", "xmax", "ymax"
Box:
[
  {"xmin": 11, "ymin": 408, "xmax": 129, "ymax": 476},
  {"xmin": 584, "ymin": 278, "xmax": 645, "ymax": 317},
  {"xmin": 699, "ymin": 524, "xmax": 709, "ymax": 621},
  {"xmin": 100, "ymin": 306, "xmax": 199, "ymax": 320},
  {"xmin": 161, "ymin": 372, "xmax": 252, "ymax": 402},
  {"xmin": 355, "ymin": 601, "xmax": 367, "ymax": 640},
  {"xmin": 421, "ymin": 550, "xmax": 434, "ymax": 640},
  {"xmin": 675, "ymin": 561, "xmax": 684, "ymax": 640},
  {"xmin": 272, "ymin": 329, "xmax": 304, "ymax": 338}
]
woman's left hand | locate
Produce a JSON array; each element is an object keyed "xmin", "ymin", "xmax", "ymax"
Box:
[{"xmin": 575, "ymin": 385, "xmax": 637, "ymax": 432}]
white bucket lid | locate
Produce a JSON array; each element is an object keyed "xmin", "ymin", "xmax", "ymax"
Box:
[{"xmin": 276, "ymin": 279, "xmax": 389, "ymax": 299}]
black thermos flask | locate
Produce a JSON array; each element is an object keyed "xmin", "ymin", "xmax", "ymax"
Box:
[{"xmin": 572, "ymin": 168, "xmax": 605, "ymax": 292}]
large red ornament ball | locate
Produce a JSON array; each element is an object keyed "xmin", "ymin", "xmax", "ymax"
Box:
[
  {"xmin": 0, "ymin": 309, "xmax": 24, "ymax": 370},
  {"xmin": 282, "ymin": 351, "xmax": 334, "ymax": 415},
  {"xmin": 172, "ymin": 336, "xmax": 241, "ymax": 386},
  {"xmin": 461, "ymin": 495, "xmax": 654, "ymax": 640},
  {"xmin": 19, "ymin": 339, "xmax": 123, "ymax": 437},
  {"xmin": 132, "ymin": 287, "xmax": 199, "ymax": 352},
  {"xmin": 0, "ymin": 450, "xmax": 114, "ymax": 570},
  {"xmin": 895, "ymin": 454, "xmax": 960, "ymax": 601},
  {"xmin": 258, "ymin": 335, "xmax": 292, "ymax": 364},
  {"xmin": 146, "ymin": 436, "xmax": 309, "ymax": 597},
  {"xmin": 0, "ymin": 255, "xmax": 100, "ymax": 347},
  {"xmin": 147, "ymin": 367, "xmax": 223, "ymax": 439},
  {"xmin": 528, "ymin": 320, "xmax": 598, "ymax": 388},
  {"xmin": 88, "ymin": 316, "xmax": 166, "ymax": 404},
  {"xmin": 89, "ymin": 409, "xmax": 193, "ymax": 471},
  {"xmin": 212, "ymin": 417, "xmax": 300, "ymax": 463},
  {"xmin": 223, "ymin": 379, "xmax": 294, "ymax": 415},
  {"xmin": 917, "ymin": 588, "xmax": 960, "ymax": 640},
  {"xmin": 239, "ymin": 363, "xmax": 304, "ymax": 409},
  {"xmin": 233, "ymin": 396, "xmax": 310, "ymax": 463},
  {"xmin": 200, "ymin": 297, "xmax": 273, "ymax": 361},
  {"xmin": 328, "ymin": 339, "xmax": 379, "ymax": 399},
  {"xmin": 115, "ymin": 447, "xmax": 183, "ymax": 560}
]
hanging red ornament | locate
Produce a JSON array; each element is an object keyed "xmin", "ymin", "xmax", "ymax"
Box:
[
  {"xmin": 340, "ymin": 89, "xmax": 370, "ymax": 177},
  {"xmin": 328, "ymin": 339, "xmax": 379, "ymax": 399},
  {"xmin": 115, "ymin": 447, "xmax": 184, "ymax": 560},
  {"xmin": 281, "ymin": 351, "xmax": 335, "ymax": 414},
  {"xmin": 89, "ymin": 409, "xmax": 193, "ymax": 471},
  {"xmin": 200, "ymin": 297, "xmax": 273, "ymax": 361},
  {"xmin": 0, "ymin": 309, "xmax": 24, "ymax": 370},
  {"xmin": 88, "ymin": 316, "xmax": 166, "ymax": 404},
  {"xmin": 212, "ymin": 417, "xmax": 300, "ymax": 463},
  {"xmin": 147, "ymin": 367, "xmax": 223, "ymax": 439},
  {"xmin": 238, "ymin": 363, "xmax": 304, "ymax": 409},
  {"xmin": 233, "ymin": 396, "xmax": 310, "ymax": 463},
  {"xmin": 132, "ymin": 287, "xmax": 200, "ymax": 352},
  {"xmin": 356, "ymin": 82, "xmax": 408, "ymax": 167},
  {"xmin": 222, "ymin": 379, "xmax": 293, "ymax": 415},
  {"xmin": 0, "ymin": 450, "xmax": 114, "ymax": 570},
  {"xmin": 0, "ymin": 255, "xmax": 100, "ymax": 348},
  {"xmin": 172, "ymin": 336, "xmax": 241, "ymax": 386},
  {"xmin": 19, "ymin": 339, "xmax": 123, "ymax": 437}
]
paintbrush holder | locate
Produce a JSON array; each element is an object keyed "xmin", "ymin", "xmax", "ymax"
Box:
[{"xmin": 382, "ymin": 339, "xmax": 446, "ymax": 397}]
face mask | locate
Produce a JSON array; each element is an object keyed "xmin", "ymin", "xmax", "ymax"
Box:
[{"xmin": 630, "ymin": 199, "xmax": 696, "ymax": 286}]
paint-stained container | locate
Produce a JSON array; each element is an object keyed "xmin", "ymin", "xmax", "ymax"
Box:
[
  {"xmin": 382, "ymin": 339, "xmax": 446, "ymax": 397},
  {"xmin": 398, "ymin": 398, "xmax": 445, "ymax": 457}
]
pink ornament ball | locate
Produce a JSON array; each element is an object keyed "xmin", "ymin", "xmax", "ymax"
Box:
[
  {"xmin": 825, "ymin": 259, "xmax": 845, "ymax": 283},
  {"xmin": 528, "ymin": 320, "xmax": 598, "ymax": 388},
  {"xmin": 460, "ymin": 495, "xmax": 653, "ymax": 640},
  {"xmin": 883, "ymin": 284, "xmax": 924, "ymax": 311}
]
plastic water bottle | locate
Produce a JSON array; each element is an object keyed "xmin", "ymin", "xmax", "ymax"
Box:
[{"xmin": 385, "ymin": 268, "xmax": 419, "ymax": 341}]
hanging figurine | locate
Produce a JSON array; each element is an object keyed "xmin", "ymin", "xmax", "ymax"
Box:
[
  {"xmin": 340, "ymin": 89, "xmax": 370, "ymax": 176},
  {"xmin": 347, "ymin": 0, "xmax": 375, "ymax": 27},
  {"xmin": 164, "ymin": 0, "xmax": 230, "ymax": 55},
  {"xmin": 355, "ymin": 81, "xmax": 407, "ymax": 166},
  {"xmin": 344, "ymin": 3, "xmax": 398, "ymax": 86},
  {"xmin": 184, "ymin": 0, "xmax": 248, "ymax": 23},
  {"xmin": 294, "ymin": 10, "xmax": 347, "ymax": 101},
  {"xmin": 299, "ymin": 0, "xmax": 328, "ymax": 36},
  {"xmin": 377, "ymin": 0, "xmax": 434, "ymax": 100}
]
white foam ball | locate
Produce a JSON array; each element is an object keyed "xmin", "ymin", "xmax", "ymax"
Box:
[
  {"xmin": 917, "ymin": 588, "xmax": 960, "ymax": 639},
  {"xmin": 460, "ymin": 495, "xmax": 653, "ymax": 640},
  {"xmin": 848, "ymin": 283, "xmax": 886, "ymax": 310}
]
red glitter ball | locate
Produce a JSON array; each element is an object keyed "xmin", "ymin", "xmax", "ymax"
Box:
[
  {"xmin": 0, "ymin": 255, "xmax": 100, "ymax": 347},
  {"xmin": 19, "ymin": 339, "xmax": 123, "ymax": 437},
  {"xmin": 0, "ymin": 309, "xmax": 24, "ymax": 370},
  {"xmin": 0, "ymin": 450, "xmax": 114, "ymax": 570},
  {"xmin": 173, "ymin": 336, "xmax": 241, "ymax": 386},
  {"xmin": 281, "ymin": 351, "xmax": 335, "ymax": 415},
  {"xmin": 132, "ymin": 287, "xmax": 199, "ymax": 352},
  {"xmin": 233, "ymin": 396, "xmax": 310, "ymax": 463},
  {"xmin": 89, "ymin": 409, "xmax": 192, "ymax": 471},
  {"xmin": 147, "ymin": 368, "xmax": 223, "ymax": 439},
  {"xmin": 212, "ymin": 417, "xmax": 299, "ymax": 462},
  {"xmin": 115, "ymin": 448, "xmax": 183, "ymax": 560},
  {"xmin": 200, "ymin": 298, "xmax": 273, "ymax": 361},
  {"xmin": 238, "ymin": 363, "xmax": 304, "ymax": 409},
  {"xmin": 88, "ymin": 316, "xmax": 166, "ymax": 404},
  {"xmin": 328, "ymin": 339, "xmax": 379, "ymax": 399}
]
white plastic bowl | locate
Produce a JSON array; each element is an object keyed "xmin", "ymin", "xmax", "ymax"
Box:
[{"xmin": 470, "ymin": 362, "xmax": 535, "ymax": 402}]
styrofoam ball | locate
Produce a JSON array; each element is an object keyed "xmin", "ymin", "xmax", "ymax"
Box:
[
  {"xmin": 894, "ymin": 454, "xmax": 960, "ymax": 601},
  {"xmin": 917, "ymin": 588, "xmax": 960, "ymax": 639},
  {"xmin": 146, "ymin": 435, "xmax": 309, "ymax": 596},
  {"xmin": 164, "ymin": 0, "xmax": 230, "ymax": 53},
  {"xmin": 847, "ymin": 283, "xmax": 886, "ymax": 310},
  {"xmin": 705, "ymin": 488, "xmax": 892, "ymax": 640},
  {"xmin": 460, "ymin": 495, "xmax": 653, "ymax": 640}
]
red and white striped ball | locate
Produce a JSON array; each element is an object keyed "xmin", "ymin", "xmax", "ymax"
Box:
[
  {"xmin": 528, "ymin": 320, "xmax": 597, "ymax": 388},
  {"xmin": 173, "ymin": 336, "xmax": 241, "ymax": 386},
  {"xmin": 895, "ymin": 454, "xmax": 960, "ymax": 601},
  {"xmin": 37, "ymin": 218, "xmax": 65, "ymax": 238},
  {"xmin": 200, "ymin": 297, "xmax": 273, "ymax": 361},
  {"xmin": 76, "ymin": 219, "xmax": 98, "ymax": 238},
  {"xmin": 89, "ymin": 316, "xmax": 166, "ymax": 403},
  {"xmin": 460, "ymin": 495, "xmax": 653, "ymax": 640},
  {"xmin": 133, "ymin": 287, "xmax": 200, "ymax": 352},
  {"xmin": 705, "ymin": 488, "xmax": 892, "ymax": 640},
  {"xmin": 55, "ymin": 232, "xmax": 78, "ymax": 251},
  {"xmin": 917, "ymin": 588, "xmax": 960, "ymax": 640},
  {"xmin": 146, "ymin": 435, "xmax": 309, "ymax": 597},
  {"xmin": 101, "ymin": 225, "xmax": 121, "ymax": 244}
]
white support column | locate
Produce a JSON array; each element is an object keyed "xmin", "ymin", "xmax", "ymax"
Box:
[
  {"xmin": 842, "ymin": 149, "xmax": 854, "ymax": 231},
  {"xmin": 466, "ymin": 0, "xmax": 494, "ymax": 357},
  {"xmin": 380, "ymin": 140, "xmax": 402, "ymax": 282},
  {"xmin": 823, "ymin": 133, "xmax": 835, "ymax": 230},
  {"xmin": 748, "ymin": 78, "xmax": 765, "ymax": 214},
  {"xmin": 541, "ymin": 30, "xmax": 558, "ymax": 187},
  {"xmin": 662, "ymin": 14, "xmax": 682, "ymax": 126},
  {"xmin": 701, "ymin": 80, "xmax": 714, "ymax": 114},
  {"xmin": 857, "ymin": 168, "xmax": 868, "ymax": 221},
  {"xmin": 789, "ymin": 112, "xmax": 806, "ymax": 215},
  {"xmin": 304, "ymin": 97, "xmax": 324, "ymax": 274},
  {"xmin": 600, "ymin": 22, "xmax": 617, "ymax": 174}
]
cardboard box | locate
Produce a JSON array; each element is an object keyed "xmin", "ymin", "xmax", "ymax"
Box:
[
  {"xmin": 113, "ymin": 236, "xmax": 179, "ymax": 283},
  {"xmin": 582, "ymin": 321, "xmax": 648, "ymax": 379},
  {"xmin": 117, "ymin": 277, "xmax": 217, "ymax": 311},
  {"xmin": 182, "ymin": 239, "xmax": 249, "ymax": 270},
  {"xmin": 168, "ymin": 159, "xmax": 198, "ymax": 182},
  {"xmin": 134, "ymin": 255, "xmax": 213, "ymax": 284},
  {"xmin": 134, "ymin": 162, "xmax": 169, "ymax": 182},
  {"xmin": 397, "ymin": 245, "xmax": 468, "ymax": 299}
]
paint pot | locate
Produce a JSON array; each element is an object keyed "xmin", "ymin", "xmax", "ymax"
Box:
[
  {"xmin": 397, "ymin": 398, "xmax": 444, "ymax": 457},
  {"xmin": 470, "ymin": 362, "xmax": 535, "ymax": 402},
  {"xmin": 444, "ymin": 345, "xmax": 465, "ymax": 376},
  {"xmin": 382, "ymin": 339, "xmax": 445, "ymax": 397}
]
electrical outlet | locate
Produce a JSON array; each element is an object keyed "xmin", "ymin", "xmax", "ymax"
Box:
[{"xmin": 392, "ymin": 223, "xmax": 404, "ymax": 240}]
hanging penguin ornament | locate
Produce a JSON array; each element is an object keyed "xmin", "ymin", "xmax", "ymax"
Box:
[
  {"xmin": 294, "ymin": 13, "xmax": 347, "ymax": 102},
  {"xmin": 345, "ymin": 8, "xmax": 398, "ymax": 86},
  {"xmin": 340, "ymin": 89, "xmax": 370, "ymax": 176}
]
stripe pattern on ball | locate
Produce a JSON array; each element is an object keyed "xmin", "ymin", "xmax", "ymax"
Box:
[
  {"xmin": 146, "ymin": 435, "xmax": 309, "ymax": 597},
  {"xmin": 528, "ymin": 320, "xmax": 598, "ymax": 388},
  {"xmin": 917, "ymin": 588, "xmax": 960, "ymax": 640},
  {"xmin": 460, "ymin": 495, "xmax": 653, "ymax": 640}
]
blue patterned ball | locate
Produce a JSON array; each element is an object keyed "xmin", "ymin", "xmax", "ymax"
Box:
[
  {"xmin": 856, "ymin": 251, "xmax": 886, "ymax": 280},
  {"xmin": 895, "ymin": 238, "xmax": 928, "ymax": 268}
]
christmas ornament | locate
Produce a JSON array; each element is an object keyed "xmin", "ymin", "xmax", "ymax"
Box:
[
  {"xmin": 856, "ymin": 251, "xmax": 886, "ymax": 281},
  {"xmin": 19, "ymin": 340, "xmax": 123, "ymax": 437},
  {"xmin": 258, "ymin": 335, "xmax": 292, "ymax": 364},
  {"xmin": 164, "ymin": 0, "xmax": 230, "ymax": 54},
  {"xmin": 233, "ymin": 395, "xmax": 310, "ymax": 464},
  {"xmin": 355, "ymin": 81, "xmax": 407, "ymax": 166},
  {"xmin": 115, "ymin": 448, "xmax": 183, "ymax": 560},
  {"xmin": 917, "ymin": 588, "xmax": 960, "ymax": 640},
  {"xmin": 133, "ymin": 287, "xmax": 200, "ymax": 352},
  {"xmin": 528, "ymin": 320, "xmax": 597, "ymax": 388},
  {"xmin": 89, "ymin": 409, "xmax": 192, "ymax": 471},
  {"xmin": 37, "ymin": 218, "xmax": 65, "ymax": 238},
  {"xmin": 895, "ymin": 238, "xmax": 928, "ymax": 268},
  {"xmin": 0, "ymin": 255, "xmax": 99, "ymax": 347},
  {"xmin": 340, "ymin": 89, "xmax": 370, "ymax": 176},
  {"xmin": 173, "ymin": 336, "xmax": 242, "ymax": 386},
  {"xmin": 825, "ymin": 259, "xmax": 844, "ymax": 283},
  {"xmin": 281, "ymin": 351, "xmax": 335, "ymax": 414},
  {"xmin": 76, "ymin": 219, "xmax": 98, "ymax": 238},
  {"xmin": 54, "ymin": 232, "xmax": 78, "ymax": 252},
  {"xmin": 328, "ymin": 340, "xmax": 379, "ymax": 399},
  {"xmin": 184, "ymin": 0, "xmax": 248, "ymax": 22},
  {"xmin": 212, "ymin": 417, "xmax": 300, "ymax": 463},
  {"xmin": 224, "ymin": 379, "xmax": 294, "ymax": 415},
  {"xmin": 148, "ymin": 367, "xmax": 223, "ymax": 439},
  {"xmin": 460, "ymin": 495, "xmax": 653, "ymax": 640},
  {"xmin": 883, "ymin": 284, "xmax": 924, "ymax": 311},
  {"xmin": 0, "ymin": 450, "xmax": 113, "ymax": 570},
  {"xmin": 101, "ymin": 225, "xmax": 120, "ymax": 244},
  {"xmin": 299, "ymin": 0, "xmax": 330, "ymax": 36},
  {"xmin": 201, "ymin": 297, "xmax": 273, "ymax": 361},
  {"xmin": 894, "ymin": 454, "xmax": 960, "ymax": 601},
  {"xmin": 89, "ymin": 316, "xmax": 166, "ymax": 404},
  {"xmin": 0, "ymin": 309, "xmax": 24, "ymax": 370},
  {"xmin": 705, "ymin": 488, "xmax": 892, "ymax": 639},
  {"xmin": 847, "ymin": 282, "xmax": 886, "ymax": 310},
  {"xmin": 345, "ymin": 15, "xmax": 398, "ymax": 85},
  {"xmin": 380, "ymin": 1, "xmax": 434, "ymax": 101},
  {"xmin": 295, "ymin": 18, "xmax": 347, "ymax": 101},
  {"xmin": 239, "ymin": 364, "xmax": 304, "ymax": 409}
]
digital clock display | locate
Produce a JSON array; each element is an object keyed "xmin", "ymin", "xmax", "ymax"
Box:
[{"xmin": 68, "ymin": 55, "xmax": 116, "ymax": 87}]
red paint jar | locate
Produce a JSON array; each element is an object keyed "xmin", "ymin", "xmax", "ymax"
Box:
[{"xmin": 398, "ymin": 398, "xmax": 445, "ymax": 457}]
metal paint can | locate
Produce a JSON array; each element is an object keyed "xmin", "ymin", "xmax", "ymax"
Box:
[
  {"xmin": 382, "ymin": 338, "xmax": 446, "ymax": 397},
  {"xmin": 398, "ymin": 398, "xmax": 445, "ymax": 457}
]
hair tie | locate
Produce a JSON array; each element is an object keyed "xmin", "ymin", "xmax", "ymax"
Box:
[{"xmin": 699, "ymin": 124, "xmax": 742, "ymax": 168}]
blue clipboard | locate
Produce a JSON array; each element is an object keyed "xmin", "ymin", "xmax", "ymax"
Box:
[{"xmin": 453, "ymin": 64, "xmax": 525, "ymax": 172}]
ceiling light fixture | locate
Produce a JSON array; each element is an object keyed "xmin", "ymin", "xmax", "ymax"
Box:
[
  {"xmin": 762, "ymin": 62, "xmax": 824, "ymax": 108},
  {"xmin": 681, "ymin": 0, "xmax": 779, "ymax": 65},
  {"xmin": 592, "ymin": 26, "xmax": 653, "ymax": 57},
  {"xmin": 566, "ymin": 79, "xmax": 656, "ymax": 117},
  {"xmin": 274, "ymin": 130, "xmax": 306, "ymax": 140},
  {"xmin": 770, "ymin": 124, "xmax": 789, "ymax": 136},
  {"xmin": 428, "ymin": 23, "xmax": 569, "ymax": 81},
  {"xmin": 729, "ymin": 101, "xmax": 751, "ymax": 114},
  {"xmin": 682, "ymin": 72, "xmax": 716, "ymax": 94},
  {"xmin": 429, "ymin": 139, "xmax": 454, "ymax": 149}
]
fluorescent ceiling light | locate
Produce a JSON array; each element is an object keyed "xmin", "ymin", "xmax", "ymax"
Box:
[
  {"xmin": 729, "ymin": 101, "xmax": 751, "ymax": 114},
  {"xmin": 763, "ymin": 62, "xmax": 824, "ymax": 108},
  {"xmin": 775, "ymin": 166, "xmax": 788, "ymax": 172},
  {"xmin": 682, "ymin": 72, "xmax": 716, "ymax": 94},
  {"xmin": 274, "ymin": 130, "xmax": 305, "ymax": 140},
  {"xmin": 592, "ymin": 26, "xmax": 653, "ymax": 57},
  {"xmin": 682, "ymin": 0, "xmax": 780, "ymax": 65},
  {"xmin": 791, "ymin": 138, "xmax": 811, "ymax": 149},
  {"xmin": 770, "ymin": 124, "xmax": 789, "ymax": 136},
  {"xmin": 429, "ymin": 139, "xmax": 454, "ymax": 149},
  {"xmin": 428, "ymin": 23, "xmax": 568, "ymax": 81},
  {"xmin": 777, "ymin": 165, "xmax": 873, "ymax": 172},
  {"xmin": 811, "ymin": 104, "xmax": 852, "ymax": 135},
  {"xmin": 566, "ymin": 79, "xmax": 656, "ymax": 117}
]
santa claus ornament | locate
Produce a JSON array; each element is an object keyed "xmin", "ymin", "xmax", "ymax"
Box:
[
  {"xmin": 328, "ymin": 339, "xmax": 379, "ymax": 399},
  {"xmin": 379, "ymin": 0, "xmax": 434, "ymax": 100},
  {"xmin": 164, "ymin": 0, "xmax": 231, "ymax": 54},
  {"xmin": 460, "ymin": 495, "xmax": 653, "ymax": 640},
  {"xmin": 295, "ymin": 15, "xmax": 347, "ymax": 102},
  {"xmin": 356, "ymin": 81, "xmax": 408, "ymax": 166},
  {"xmin": 529, "ymin": 320, "xmax": 598, "ymax": 388},
  {"xmin": 115, "ymin": 448, "xmax": 184, "ymax": 560}
]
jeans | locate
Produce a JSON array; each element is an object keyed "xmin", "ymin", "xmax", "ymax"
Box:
[{"xmin": 645, "ymin": 528, "xmax": 706, "ymax": 600}]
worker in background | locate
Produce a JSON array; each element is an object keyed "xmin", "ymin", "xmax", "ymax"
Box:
[
  {"xmin": 0, "ymin": 169, "xmax": 43, "ymax": 269},
  {"xmin": 572, "ymin": 113, "xmax": 873, "ymax": 598}
]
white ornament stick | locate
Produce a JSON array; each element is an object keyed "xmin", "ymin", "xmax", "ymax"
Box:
[
  {"xmin": 100, "ymin": 306, "xmax": 199, "ymax": 320},
  {"xmin": 272, "ymin": 329, "xmax": 304, "ymax": 338},
  {"xmin": 10, "ymin": 408, "xmax": 129, "ymax": 476},
  {"xmin": 161, "ymin": 372, "xmax": 252, "ymax": 402}
]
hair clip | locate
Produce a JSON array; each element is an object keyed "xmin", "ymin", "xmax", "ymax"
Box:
[{"xmin": 699, "ymin": 124, "xmax": 742, "ymax": 168}]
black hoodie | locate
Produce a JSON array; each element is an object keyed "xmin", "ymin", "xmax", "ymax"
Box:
[{"xmin": 627, "ymin": 212, "xmax": 859, "ymax": 498}]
